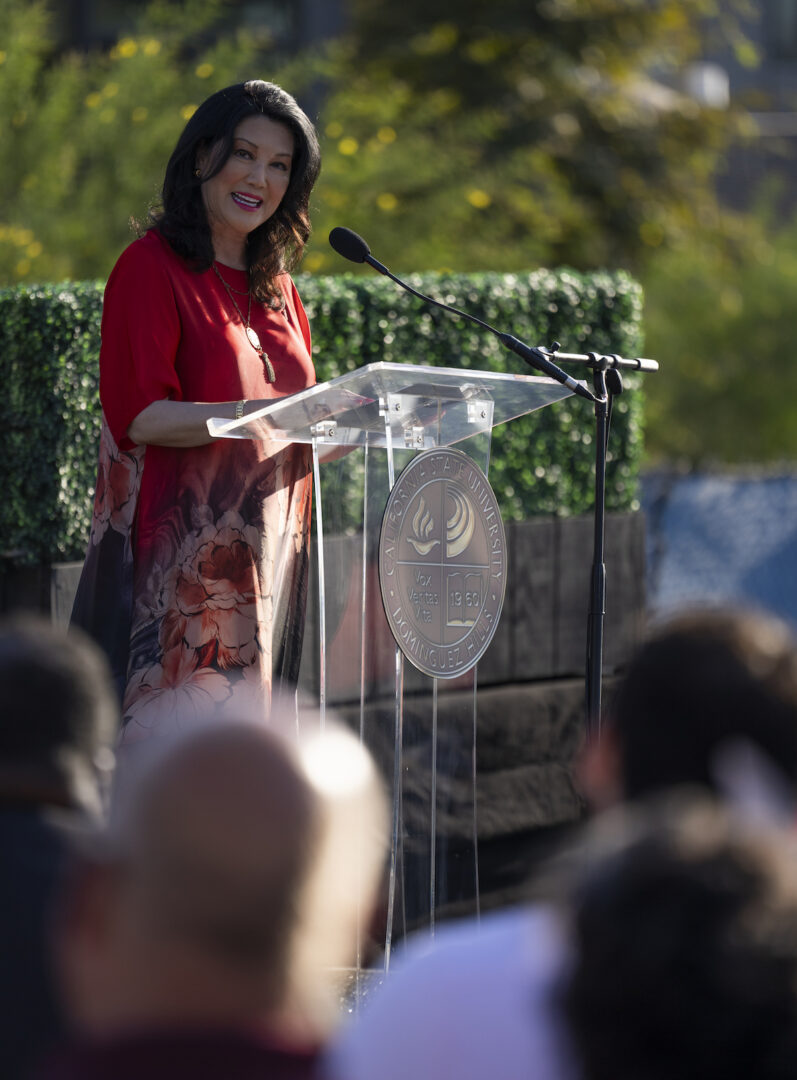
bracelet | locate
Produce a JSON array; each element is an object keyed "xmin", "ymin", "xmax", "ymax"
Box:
[{"xmin": 235, "ymin": 399, "xmax": 247, "ymax": 420}]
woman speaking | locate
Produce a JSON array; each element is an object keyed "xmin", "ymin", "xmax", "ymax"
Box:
[{"xmin": 71, "ymin": 80, "xmax": 321, "ymax": 741}]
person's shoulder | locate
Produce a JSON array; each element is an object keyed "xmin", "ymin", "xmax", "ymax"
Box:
[
  {"xmin": 396, "ymin": 905, "xmax": 550, "ymax": 975},
  {"xmin": 274, "ymin": 272, "xmax": 308, "ymax": 322},
  {"xmin": 327, "ymin": 906, "xmax": 574, "ymax": 1080},
  {"xmin": 275, "ymin": 270, "xmax": 301, "ymax": 300},
  {"xmin": 352, "ymin": 907, "xmax": 550, "ymax": 1018},
  {"xmin": 356, "ymin": 906, "xmax": 566, "ymax": 1021},
  {"xmin": 106, "ymin": 232, "xmax": 195, "ymax": 302},
  {"xmin": 111, "ymin": 230, "xmax": 191, "ymax": 277},
  {"xmin": 108, "ymin": 231, "xmax": 162, "ymax": 277}
]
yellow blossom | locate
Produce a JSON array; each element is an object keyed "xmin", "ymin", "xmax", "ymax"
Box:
[
  {"xmin": 196, "ymin": 62, "xmax": 214, "ymax": 79},
  {"xmin": 303, "ymin": 252, "xmax": 327, "ymax": 272},
  {"xmin": 376, "ymin": 192, "xmax": 398, "ymax": 212},
  {"xmin": 466, "ymin": 188, "xmax": 491, "ymax": 209},
  {"xmin": 27, "ymin": 242, "xmax": 43, "ymax": 258},
  {"xmin": 338, "ymin": 137, "xmax": 359, "ymax": 156},
  {"xmin": 85, "ymin": 92, "xmax": 101, "ymax": 108},
  {"xmin": 181, "ymin": 104, "xmax": 198, "ymax": 121},
  {"xmin": 117, "ymin": 38, "xmax": 138, "ymax": 58},
  {"xmin": 99, "ymin": 108, "xmax": 116, "ymax": 124},
  {"xmin": 103, "ymin": 82, "xmax": 119, "ymax": 98},
  {"xmin": 377, "ymin": 126, "xmax": 397, "ymax": 144},
  {"xmin": 325, "ymin": 121, "xmax": 343, "ymax": 138},
  {"xmin": 143, "ymin": 39, "xmax": 162, "ymax": 56},
  {"xmin": 16, "ymin": 259, "xmax": 31, "ymax": 276}
]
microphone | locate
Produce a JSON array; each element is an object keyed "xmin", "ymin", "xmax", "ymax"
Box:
[
  {"xmin": 328, "ymin": 226, "xmax": 387, "ymax": 272},
  {"xmin": 328, "ymin": 226, "xmax": 597, "ymax": 403}
]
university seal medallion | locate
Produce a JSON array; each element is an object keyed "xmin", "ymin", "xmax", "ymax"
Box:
[{"xmin": 378, "ymin": 448, "xmax": 507, "ymax": 678}]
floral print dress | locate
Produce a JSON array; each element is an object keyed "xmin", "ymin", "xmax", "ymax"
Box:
[{"xmin": 71, "ymin": 231, "xmax": 315, "ymax": 743}]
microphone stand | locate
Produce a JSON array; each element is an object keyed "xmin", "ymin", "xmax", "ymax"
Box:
[
  {"xmin": 459, "ymin": 333, "xmax": 652, "ymax": 739},
  {"xmin": 588, "ymin": 358, "xmax": 610, "ymax": 742},
  {"xmin": 534, "ymin": 345, "xmax": 655, "ymax": 740}
]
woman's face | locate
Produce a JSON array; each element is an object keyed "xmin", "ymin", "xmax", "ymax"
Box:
[{"xmin": 197, "ymin": 114, "xmax": 295, "ymax": 256}]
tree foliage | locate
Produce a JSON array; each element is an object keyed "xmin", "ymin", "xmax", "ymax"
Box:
[
  {"xmin": 300, "ymin": 0, "xmax": 749, "ymax": 278},
  {"xmin": 642, "ymin": 212, "xmax": 797, "ymax": 464},
  {"xmin": 0, "ymin": 0, "xmax": 265, "ymax": 284},
  {"xmin": 0, "ymin": 0, "xmax": 750, "ymax": 284},
  {"xmin": 0, "ymin": 0, "xmax": 788, "ymax": 465}
]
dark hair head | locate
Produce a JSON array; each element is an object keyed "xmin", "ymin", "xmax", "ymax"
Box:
[
  {"xmin": 562, "ymin": 796, "xmax": 797, "ymax": 1080},
  {"xmin": 608, "ymin": 607, "xmax": 797, "ymax": 800},
  {"xmin": 150, "ymin": 80, "xmax": 321, "ymax": 307},
  {"xmin": 0, "ymin": 614, "xmax": 119, "ymax": 811}
]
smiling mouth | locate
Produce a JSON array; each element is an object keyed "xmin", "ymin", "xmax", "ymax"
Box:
[{"xmin": 232, "ymin": 192, "xmax": 263, "ymax": 211}]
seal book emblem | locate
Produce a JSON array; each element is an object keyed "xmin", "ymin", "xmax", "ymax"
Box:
[{"xmin": 378, "ymin": 447, "xmax": 507, "ymax": 678}]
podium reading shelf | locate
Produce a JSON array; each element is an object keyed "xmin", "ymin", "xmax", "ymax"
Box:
[{"xmin": 208, "ymin": 362, "xmax": 578, "ymax": 976}]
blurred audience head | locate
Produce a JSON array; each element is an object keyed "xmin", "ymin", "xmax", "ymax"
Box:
[
  {"xmin": 562, "ymin": 795, "xmax": 797, "ymax": 1080},
  {"xmin": 581, "ymin": 606, "xmax": 797, "ymax": 812},
  {"xmin": 59, "ymin": 710, "xmax": 387, "ymax": 1042},
  {"xmin": 0, "ymin": 614, "xmax": 118, "ymax": 816}
]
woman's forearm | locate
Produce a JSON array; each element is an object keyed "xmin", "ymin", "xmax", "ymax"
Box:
[{"xmin": 126, "ymin": 399, "xmax": 247, "ymax": 447}]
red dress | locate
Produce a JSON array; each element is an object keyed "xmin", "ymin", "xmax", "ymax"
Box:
[{"xmin": 71, "ymin": 231, "xmax": 315, "ymax": 742}]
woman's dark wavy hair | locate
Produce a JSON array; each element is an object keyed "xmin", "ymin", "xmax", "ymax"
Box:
[{"xmin": 149, "ymin": 80, "xmax": 320, "ymax": 309}]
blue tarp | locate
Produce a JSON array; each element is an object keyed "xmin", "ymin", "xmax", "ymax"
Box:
[{"xmin": 642, "ymin": 471, "xmax": 797, "ymax": 627}]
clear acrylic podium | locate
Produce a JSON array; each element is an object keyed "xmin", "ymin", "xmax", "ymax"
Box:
[{"xmin": 209, "ymin": 362, "xmax": 576, "ymax": 977}]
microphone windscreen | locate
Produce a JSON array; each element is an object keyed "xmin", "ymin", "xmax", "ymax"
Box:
[{"xmin": 329, "ymin": 226, "xmax": 371, "ymax": 264}]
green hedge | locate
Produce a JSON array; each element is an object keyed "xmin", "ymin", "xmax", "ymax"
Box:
[{"xmin": 0, "ymin": 269, "xmax": 644, "ymax": 566}]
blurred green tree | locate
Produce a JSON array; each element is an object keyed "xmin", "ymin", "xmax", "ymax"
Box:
[
  {"xmin": 0, "ymin": 0, "xmax": 749, "ymax": 284},
  {"xmin": 299, "ymin": 0, "xmax": 749, "ymax": 278},
  {"xmin": 642, "ymin": 210, "xmax": 797, "ymax": 464},
  {"xmin": 0, "ymin": 0, "xmax": 267, "ymax": 283},
  {"xmin": 1, "ymin": 0, "xmax": 790, "ymax": 466},
  {"xmin": 296, "ymin": 0, "xmax": 788, "ymax": 466}
]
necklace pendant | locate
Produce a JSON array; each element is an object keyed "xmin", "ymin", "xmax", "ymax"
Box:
[
  {"xmin": 260, "ymin": 350, "xmax": 276, "ymax": 383},
  {"xmin": 245, "ymin": 324, "xmax": 275, "ymax": 383}
]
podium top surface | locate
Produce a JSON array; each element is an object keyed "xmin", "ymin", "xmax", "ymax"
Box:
[{"xmin": 207, "ymin": 361, "xmax": 578, "ymax": 449}]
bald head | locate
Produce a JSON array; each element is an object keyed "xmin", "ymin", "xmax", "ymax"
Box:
[
  {"xmin": 62, "ymin": 723, "xmax": 320, "ymax": 1035},
  {"xmin": 61, "ymin": 716, "xmax": 387, "ymax": 1040},
  {"xmin": 115, "ymin": 724, "xmax": 319, "ymax": 989}
]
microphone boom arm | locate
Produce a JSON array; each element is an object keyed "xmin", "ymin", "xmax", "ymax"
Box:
[{"xmin": 363, "ymin": 252, "xmax": 599, "ymax": 402}]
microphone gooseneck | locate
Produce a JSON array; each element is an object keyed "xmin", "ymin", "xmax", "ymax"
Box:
[{"xmin": 327, "ymin": 227, "xmax": 597, "ymax": 402}]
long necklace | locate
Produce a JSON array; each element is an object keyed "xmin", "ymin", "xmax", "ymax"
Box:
[{"xmin": 212, "ymin": 263, "xmax": 276, "ymax": 384}]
